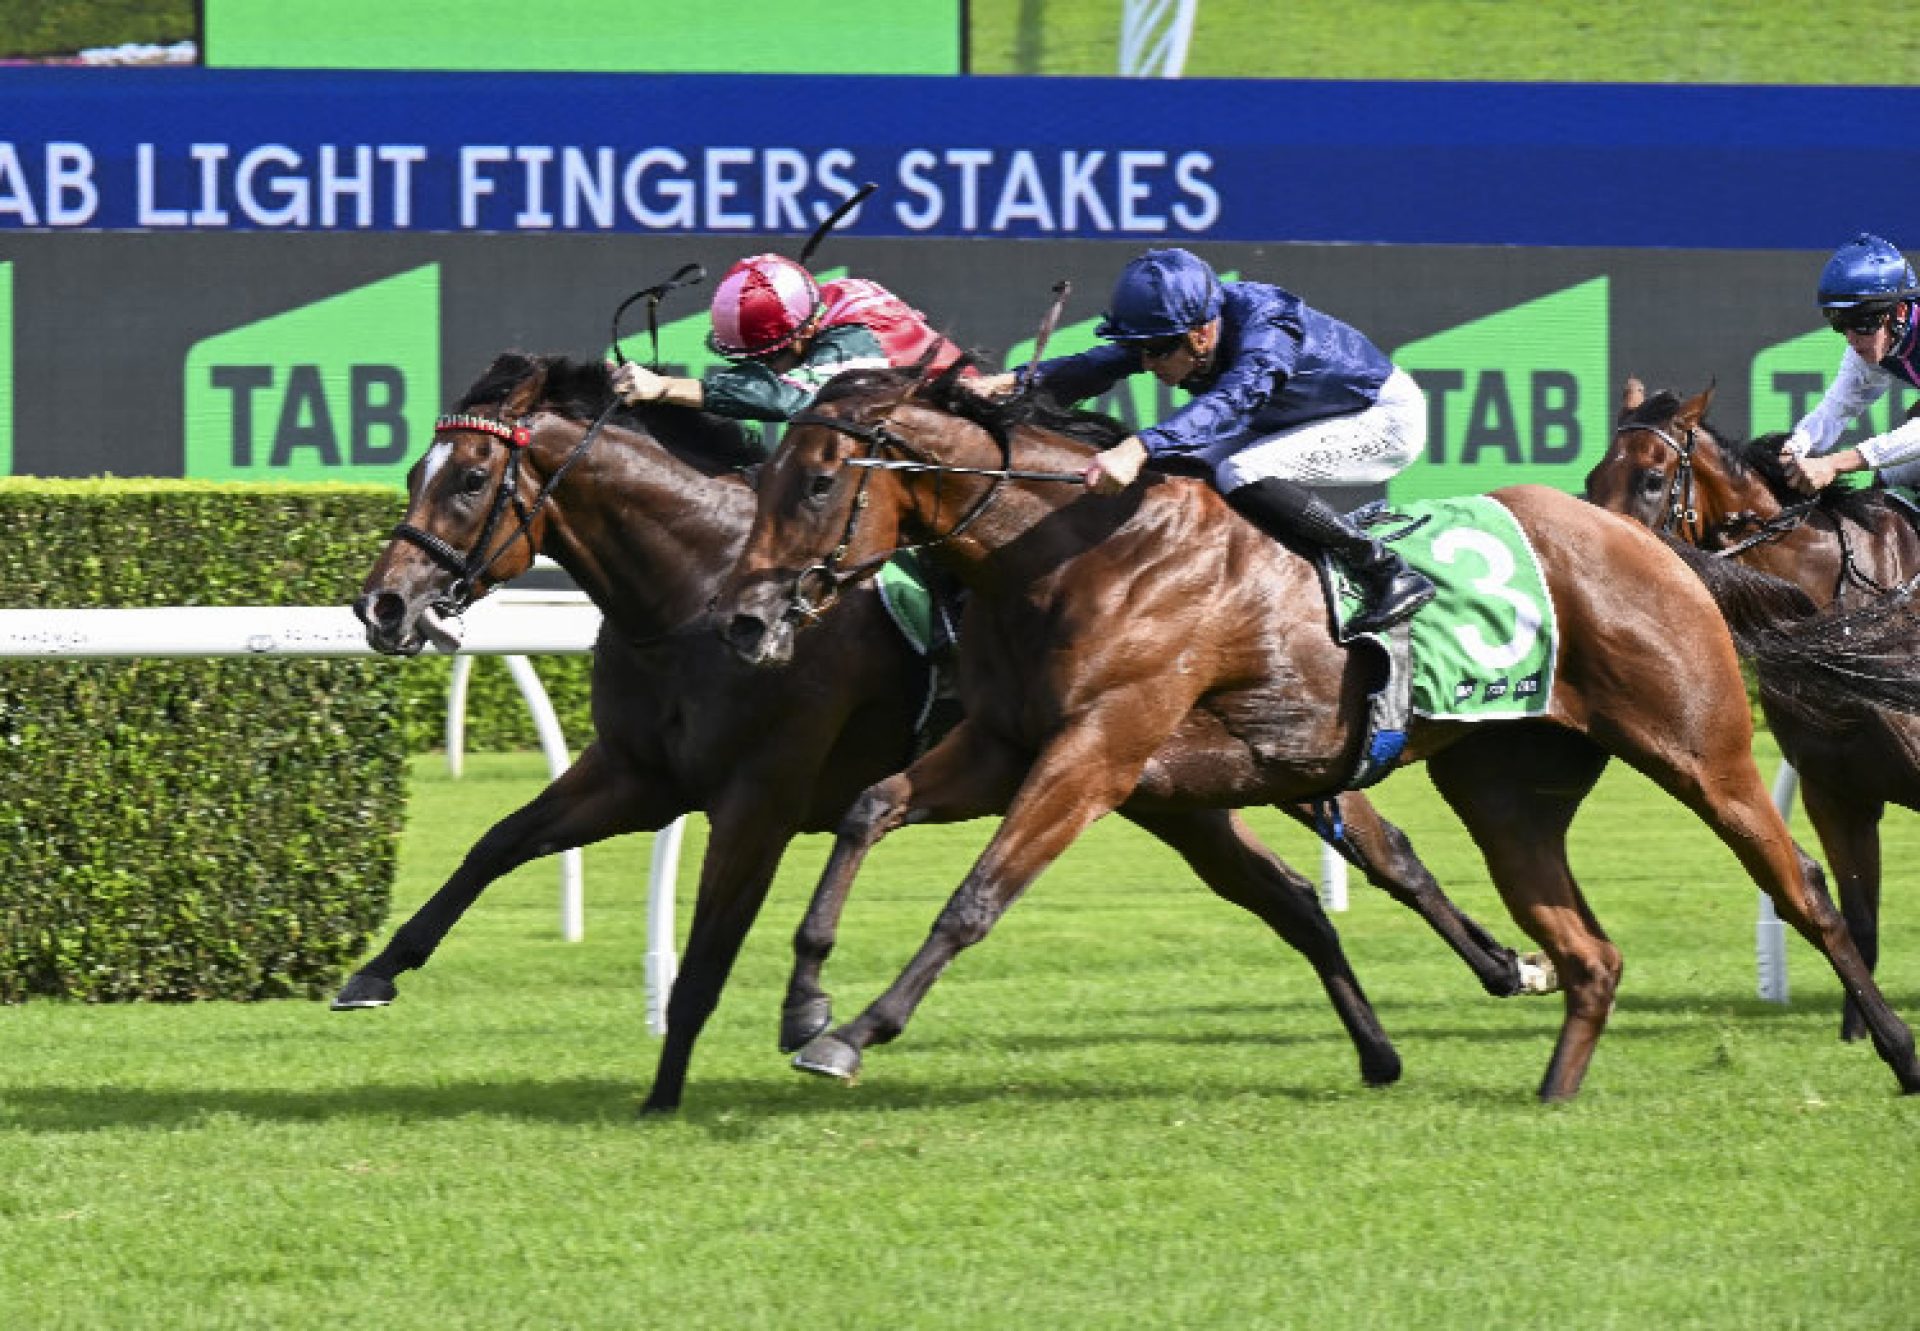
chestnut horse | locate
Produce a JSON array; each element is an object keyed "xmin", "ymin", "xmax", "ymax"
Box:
[
  {"xmin": 713, "ymin": 367, "xmax": 1920, "ymax": 1102},
  {"xmin": 340, "ymin": 353, "xmax": 1535, "ymax": 1112},
  {"xmin": 1587, "ymin": 379, "xmax": 1920, "ymax": 1040}
]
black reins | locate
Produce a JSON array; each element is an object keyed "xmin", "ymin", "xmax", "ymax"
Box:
[{"xmin": 776, "ymin": 406, "xmax": 1082, "ymax": 622}]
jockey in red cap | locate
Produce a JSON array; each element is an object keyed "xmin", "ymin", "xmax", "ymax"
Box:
[{"xmin": 611, "ymin": 254, "xmax": 966, "ymax": 434}]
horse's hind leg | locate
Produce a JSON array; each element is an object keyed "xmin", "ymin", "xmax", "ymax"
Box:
[
  {"xmin": 1665, "ymin": 763, "xmax": 1917, "ymax": 1091},
  {"xmin": 1427, "ymin": 726, "xmax": 1618, "ymax": 1102},
  {"xmin": 782, "ymin": 721, "xmax": 1028, "ymax": 1053},
  {"xmin": 1123, "ymin": 807, "xmax": 1400, "ymax": 1087},
  {"xmin": 334, "ymin": 742, "xmax": 678, "ymax": 1009},
  {"xmin": 1600, "ymin": 705, "xmax": 1920, "ymax": 1092},
  {"xmin": 1281, "ymin": 793, "xmax": 1540, "ymax": 998},
  {"xmin": 1798, "ymin": 778, "xmax": 1885, "ymax": 1043}
]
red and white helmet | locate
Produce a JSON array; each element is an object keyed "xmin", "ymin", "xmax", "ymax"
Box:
[{"xmin": 707, "ymin": 254, "xmax": 822, "ymax": 358}]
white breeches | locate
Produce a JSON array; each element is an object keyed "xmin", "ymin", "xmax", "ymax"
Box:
[{"xmin": 1212, "ymin": 367, "xmax": 1427, "ymax": 491}]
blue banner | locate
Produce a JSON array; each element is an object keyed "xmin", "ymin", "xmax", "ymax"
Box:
[{"xmin": 2, "ymin": 69, "xmax": 1916, "ymax": 248}]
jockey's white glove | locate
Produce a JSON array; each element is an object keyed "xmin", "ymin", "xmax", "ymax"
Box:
[
  {"xmin": 611, "ymin": 362, "xmax": 667, "ymax": 404},
  {"xmin": 1781, "ymin": 428, "xmax": 1814, "ymax": 458}
]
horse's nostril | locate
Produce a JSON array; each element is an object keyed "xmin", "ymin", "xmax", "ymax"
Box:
[
  {"xmin": 725, "ymin": 613, "xmax": 767, "ymax": 656},
  {"xmin": 355, "ymin": 591, "xmax": 406, "ymax": 632}
]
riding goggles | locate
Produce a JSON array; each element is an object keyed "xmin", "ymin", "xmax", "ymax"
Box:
[
  {"xmin": 1134, "ymin": 333, "xmax": 1189, "ymax": 360},
  {"xmin": 1826, "ymin": 303, "xmax": 1895, "ymax": 336}
]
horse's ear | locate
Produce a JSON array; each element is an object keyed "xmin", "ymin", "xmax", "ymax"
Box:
[
  {"xmin": 501, "ymin": 362, "xmax": 549, "ymax": 419},
  {"xmin": 1619, "ymin": 377, "xmax": 1646, "ymax": 420},
  {"xmin": 1676, "ymin": 382, "xmax": 1716, "ymax": 429}
]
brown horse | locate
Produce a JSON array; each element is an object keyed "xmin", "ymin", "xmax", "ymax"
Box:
[
  {"xmin": 340, "ymin": 352, "xmax": 1536, "ymax": 1112},
  {"xmin": 1587, "ymin": 379, "xmax": 1920, "ymax": 1041},
  {"xmin": 713, "ymin": 367, "xmax": 1920, "ymax": 1102}
]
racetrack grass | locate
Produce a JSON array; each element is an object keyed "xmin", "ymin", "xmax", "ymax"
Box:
[
  {"xmin": 970, "ymin": 0, "xmax": 1920, "ymax": 85},
  {"xmin": 1, "ymin": 736, "xmax": 1915, "ymax": 1329}
]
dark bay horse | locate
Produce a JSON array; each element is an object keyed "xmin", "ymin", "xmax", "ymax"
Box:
[
  {"xmin": 342, "ymin": 352, "xmax": 1534, "ymax": 1111},
  {"xmin": 713, "ymin": 367, "xmax": 1920, "ymax": 1102},
  {"xmin": 1587, "ymin": 379, "xmax": 1920, "ymax": 1040}
]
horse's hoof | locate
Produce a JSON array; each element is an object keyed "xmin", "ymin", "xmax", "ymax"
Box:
[
  {"xmin": 330, "ymin": 972, "xmax": 398, "ymax": 1010},
  {"xmin": 792, "ymin": 1034, "xmax": 862, "ymax": 1082},
  {"xmin": 779, "ymin": 997, "xmax": 834, "ymax": 1053},
  {"xmin": 1360, "ymin": 1049, "xmax": 1403, "ymax": 1088},
  {"xmin": 1517, "ymin": 951, "xmax": 1560, "ymax": 996}
]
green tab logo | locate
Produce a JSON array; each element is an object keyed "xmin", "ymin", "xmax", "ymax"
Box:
[
  {"xmin": 184, "ymin": 266, "xmax": 439, "ymax": 487},
  {"xmin": 0, "ymin": 262, "xmax": 11, "ymax": 476},
  {"xmin": 1390, "ymin": 278, "xmax": 1609, "ymax": 503},
  {"xmin": 1751, "ymin": 328, "xmax": 1920, "ymax": 442}
]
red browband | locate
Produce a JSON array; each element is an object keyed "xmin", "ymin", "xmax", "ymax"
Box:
[{"xmin": 435, "ymin": 414, "xmax": 532, "ymax": 448}]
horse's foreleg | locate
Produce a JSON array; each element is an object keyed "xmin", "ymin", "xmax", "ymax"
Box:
[
  {"xmin": 793, "ymin": 716, "xmax": 1158, "ymax": 1085},
  {"xmin": 1798, "ymin": 779, "xmax": 1885, "ymax": 1043},
  {"xmin": 334, "ymin": 743, "xmax": 676, "ymax": 1009},
  {"xmin": 1283, "ymin": 793, "xmax": 1540, "ymax": 998},
  {"xmin": 783, "ymin": 721, "xmax": 1027, "ymax": 1053},
  {"xmin": 1428, "ymin": 728, "xmax": 1619, "ymax": 1103},
  {"xmin": 642, "ymin": 795, "xmax": 801, "ymax": 1115},
  {"xmin": 1123, "ymin": 807, "xmax": 1400, "ymax": 1087}
]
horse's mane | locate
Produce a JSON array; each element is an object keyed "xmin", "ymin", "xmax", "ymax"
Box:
[
  {"xmin": 457, "ymin": 351, "xmax": 766, "ymax": 475},
  {"xmin": 810, "ymin": 363, "xmax": 1131, "ymax": 454},
  {"xmin": 1624, "ymin": 389, "xmax": 1883, "ymax": 528}
]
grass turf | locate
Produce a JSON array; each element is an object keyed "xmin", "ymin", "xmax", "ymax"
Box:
[{"xmin": 0, "ymin": 736, "xmax": 1914, "ymax": 1328}]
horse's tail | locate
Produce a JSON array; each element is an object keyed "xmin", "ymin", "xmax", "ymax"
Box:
[{"xmin": 1662, "ymin": 536, "xmax": 1920, "ymax": 725}]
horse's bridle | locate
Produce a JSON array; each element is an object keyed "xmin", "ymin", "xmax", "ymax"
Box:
[
  {"xmin": 1617, "ymin": 418, "xmax": 1702, "ymax": 539},
  {"xmin": 391, "ymin": 403, "xmax": 617, "ymax": 615},
  {"xmin": 775, "ymin": 405, "xmax": 1077, "ymax": 624}
]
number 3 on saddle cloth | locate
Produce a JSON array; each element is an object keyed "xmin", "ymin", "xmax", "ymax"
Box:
[
  {"xmin": 1319, "ymin": 495, "xmax": 1560, "ymax": 791},
  {"xmin": 875, "ymin": 549, "xmax": 967, "ymax": 755}
]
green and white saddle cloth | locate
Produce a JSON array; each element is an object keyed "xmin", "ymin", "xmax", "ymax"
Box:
[{"xmin": 1327, "ymin": 494, "xmax": 1558, "ymax": 723}]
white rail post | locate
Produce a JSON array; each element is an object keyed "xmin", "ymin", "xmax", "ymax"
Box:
[
  {"xmin": 1119, "ymin": 0, "xmax": 1199, "ymax": 78},
  {"xmin": 1760, "ymin": 760, "xmax": 1797, "ymax": 1004},
  {"xmin": 1319, "ymin": 839, "xmax": 1348, "ymax": 913}
]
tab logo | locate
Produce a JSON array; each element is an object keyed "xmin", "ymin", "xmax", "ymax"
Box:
[
  {"xmin": 184, "ymin": 266, "xmax": 439, "ymax": 487},
  {"xmin": 1750, "ymin": 328, "xmax": 1920, "ymax": 441},
  {"xmin": 0, "ymin": 262, "xmax": 11, "ymax": 476},
  {"xmin": 1390, "ymin": 278, "xmax": 1609, "ymax": 503}
]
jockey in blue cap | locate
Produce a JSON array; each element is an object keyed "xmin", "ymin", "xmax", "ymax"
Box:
[
  {"xmin": 972, "ymin": 247, "xmax": 1433, "ymax": 635},
  {"xmin": 1780, "ymin": 232, "xmax": 1920, "ymax": 494}
]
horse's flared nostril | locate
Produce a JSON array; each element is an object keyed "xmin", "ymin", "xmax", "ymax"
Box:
[
  {"xmin": 725, "ymin": 612, "xmax": 768, "ymax": 660},
  {"xmin": 355, "ymin": 591, "xmax": 406, "ymax": 633}
]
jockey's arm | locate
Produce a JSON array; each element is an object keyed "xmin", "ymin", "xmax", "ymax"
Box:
[{"xmin": 610, "ymin": 363, "xmax": 705, "ymax": 410}]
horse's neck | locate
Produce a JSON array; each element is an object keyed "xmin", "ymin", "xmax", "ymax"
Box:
[
  {"xmin": 1694, "ymin": 444, "xmax": 1783, "ymax": 530},
  {"xmin": 537, "ymin": 427, "xmax": 751, "ymax": 635}
]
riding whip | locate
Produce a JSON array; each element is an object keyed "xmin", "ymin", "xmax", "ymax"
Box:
[
  {"xmin": 797, "ymin": 181, "xmax": 878, "ymax": 267},
  {"xmin": 1017, "ymin": 279, "xmax": 1072, "ymax": 393},
  {"xmin": 608, "ymin": 262, "xmax": 707, "ymax": 369}
]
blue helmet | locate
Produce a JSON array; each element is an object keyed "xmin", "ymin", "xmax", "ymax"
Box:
[
  {"xmin": 1094, "ymin": 248, "xmax": 1225, "ymax": 341},
  {"xmin": 1816, "ymin": 233, "xmax": 1919, "ymax": 309}
]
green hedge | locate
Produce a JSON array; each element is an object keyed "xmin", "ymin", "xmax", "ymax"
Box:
[{"xmin": 0, "ymin": 481, "xmax": 410, "ymax": 1001}]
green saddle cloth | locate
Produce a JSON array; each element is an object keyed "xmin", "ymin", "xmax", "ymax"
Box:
[
  {"xmin": 1331, "ymin": 495, "xmax": 1558, "ymax": 721},
  {"xmin": 875, "ymin": 550, "xmax": 936, "ymax": 656}
]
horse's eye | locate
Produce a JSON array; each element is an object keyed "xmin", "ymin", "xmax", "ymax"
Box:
[
  {"xmin": 1641, "ymin": 470, "xmax": 1666, "ymax": 494},
  {"xmin": 461, "ymin": 468, "xmax": 490, "ymax": 496},
  {"xmin": 807, "ymin": 473, "xmax": 837, "ymax": 501}
]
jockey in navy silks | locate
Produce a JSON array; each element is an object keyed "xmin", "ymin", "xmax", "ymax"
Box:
[
  {"xmin": 610, "ymin": 253, "xmax": 967, "ymax": 433},
  {"xmin": 972, "ymin": 247, "xmax": 1435, "ymax": 637},
  {"xmin": 1781, "ymin": 233, "xmax": 1920, "ymax": 494}
]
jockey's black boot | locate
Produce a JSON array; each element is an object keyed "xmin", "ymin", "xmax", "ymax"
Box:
[{"xmin": 1227, "ymin": 477, "xmax": 1435, "ymax": 636}]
